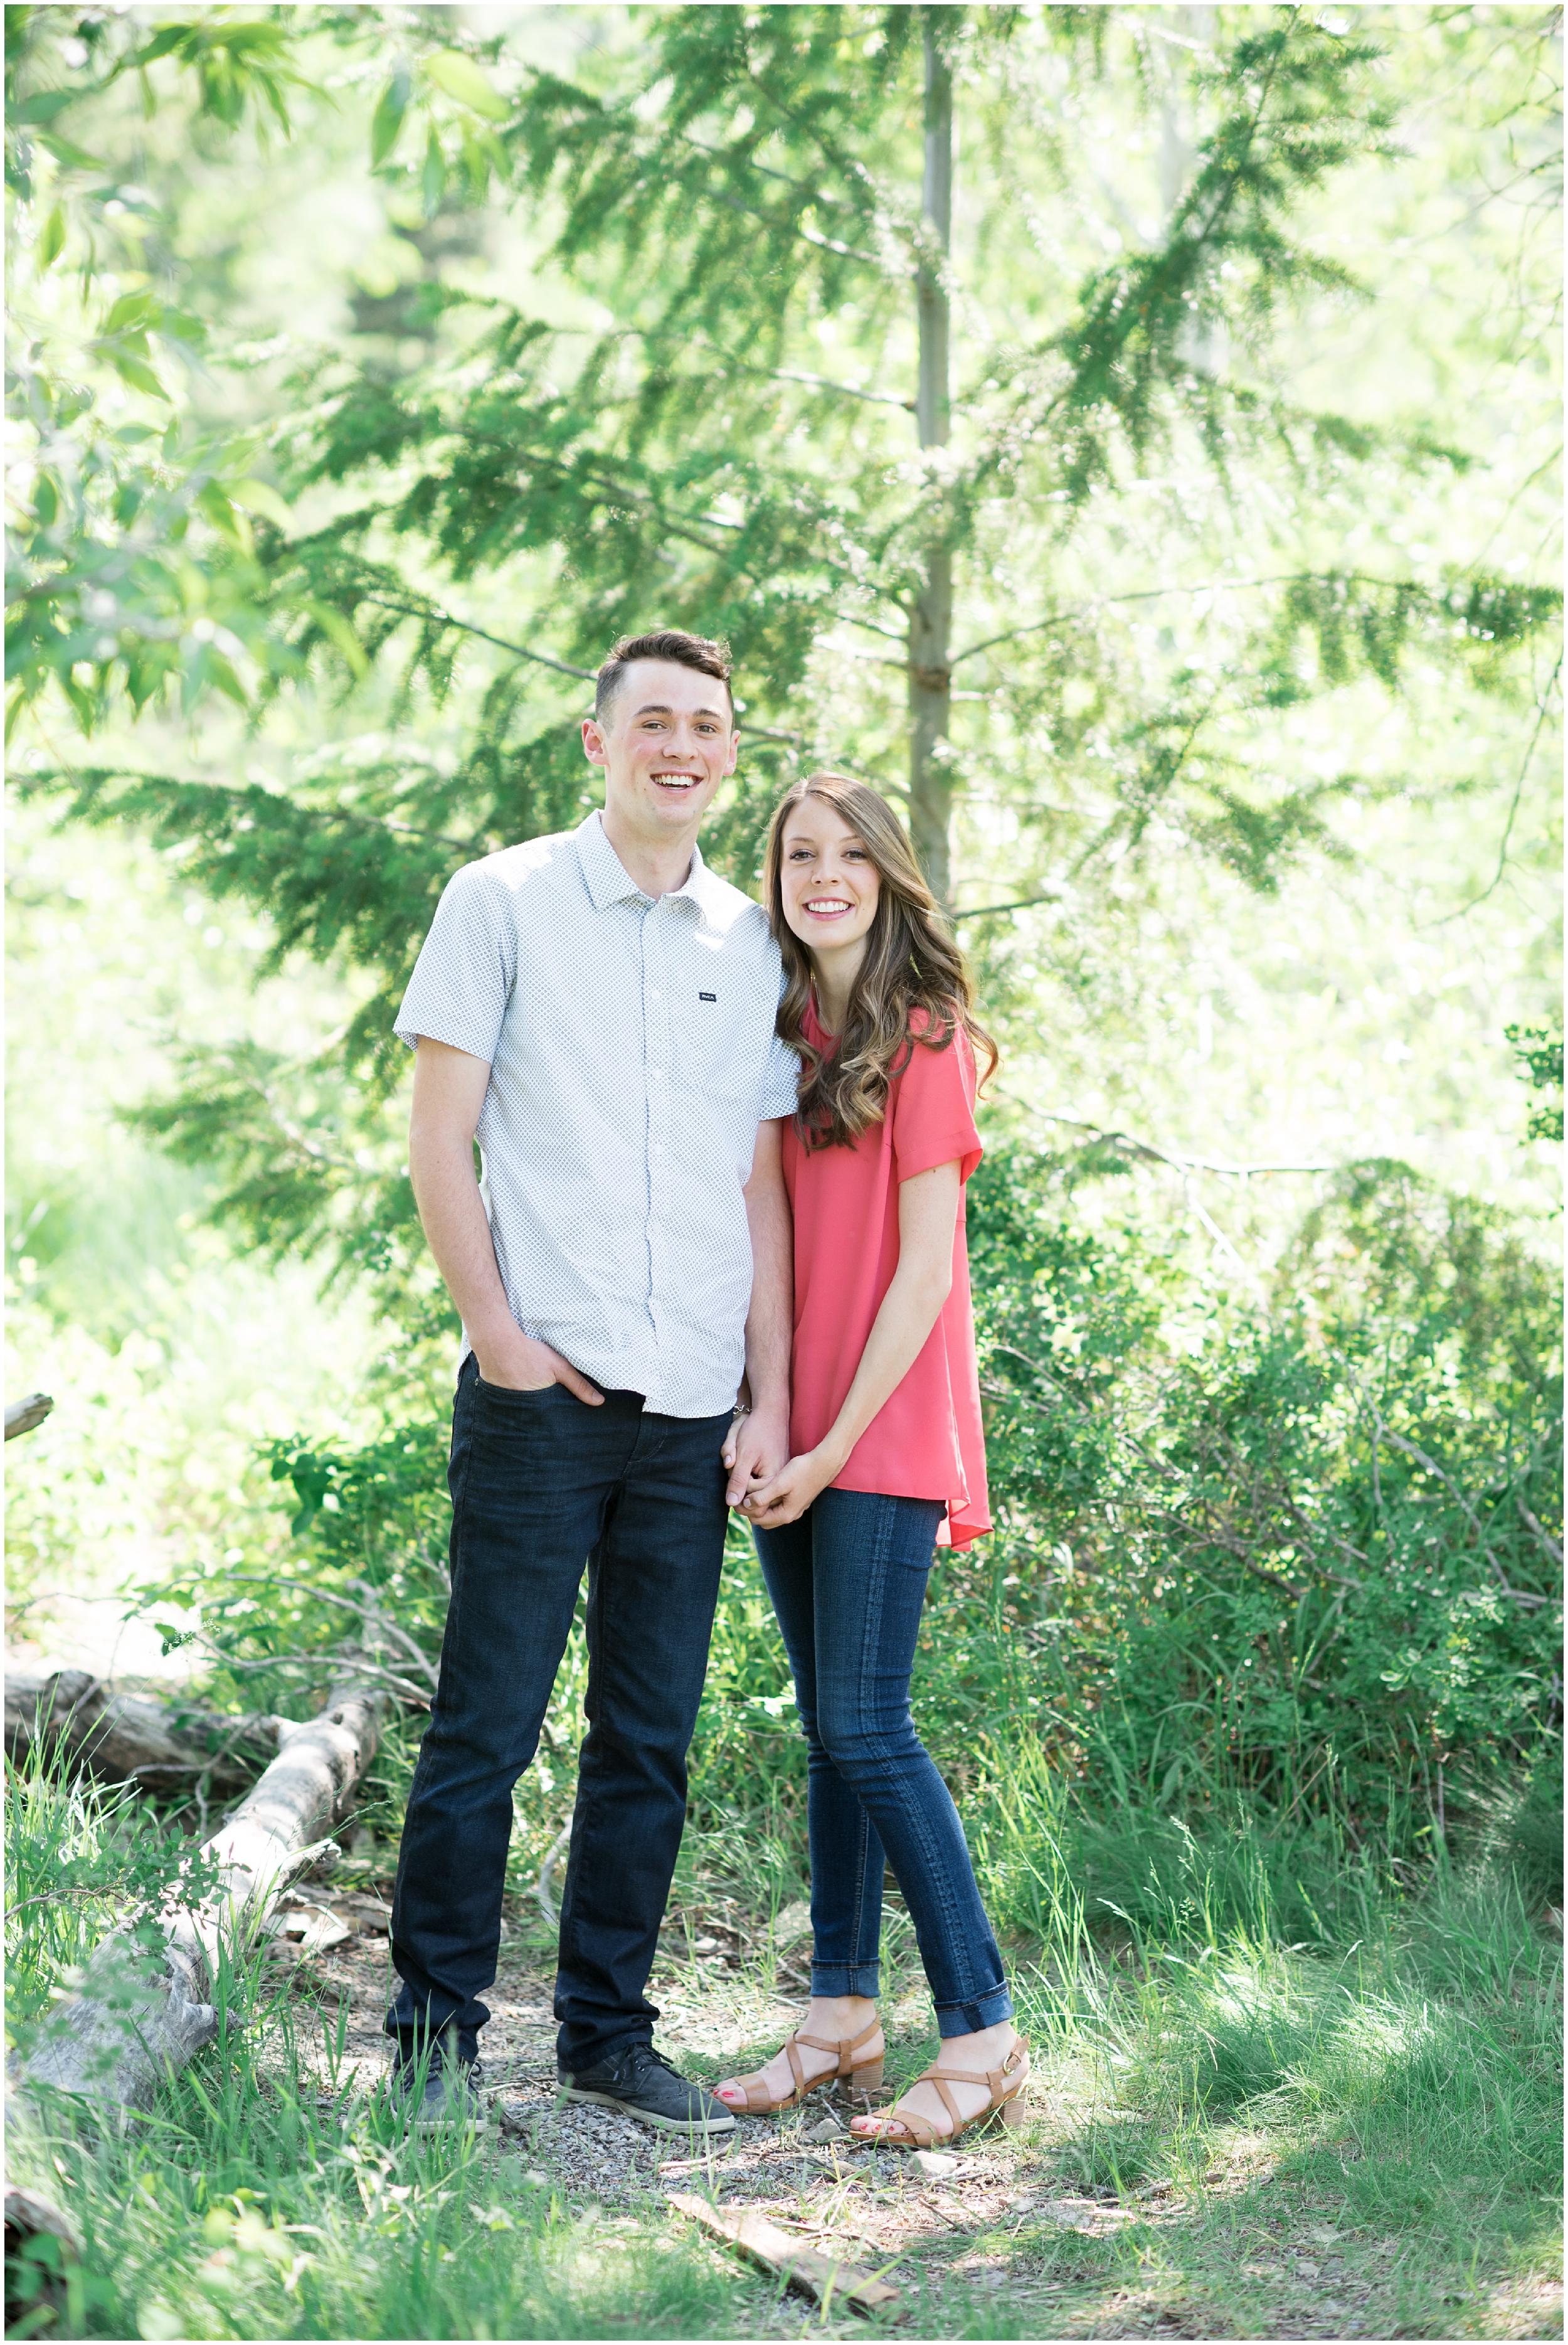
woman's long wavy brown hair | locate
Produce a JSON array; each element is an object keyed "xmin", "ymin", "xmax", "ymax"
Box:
[{"xmin": 763, "ymin": 772, "xmax": 999, "ymax": 1151}]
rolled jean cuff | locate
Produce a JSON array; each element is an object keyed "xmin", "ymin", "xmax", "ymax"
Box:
[
  {"xmin": 810, "ymin": 1960, "xmax": 881, "ymax": 2000},
  {"xmin": 936, "ymin": 1984, "xmax": 1015, "ymax": 2038}
]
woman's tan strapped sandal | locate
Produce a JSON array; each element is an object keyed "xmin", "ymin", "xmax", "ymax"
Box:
[
  {"xmin": 720, "ymin": 2016, "xmax": 885, "ymax": 2115},
  {"xmin": 854, "ymin": 2031, "xmax": 1030, "ymax": 2147}
]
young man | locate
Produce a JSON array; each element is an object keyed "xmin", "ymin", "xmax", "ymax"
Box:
[{"xmin": 386, "ymin": 629, "xmax": 796, "ymax": 2138}]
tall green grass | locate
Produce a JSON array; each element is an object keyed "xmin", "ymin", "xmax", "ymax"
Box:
[
  {"xmin": 8, "ymin": 1704, "xmax": 1560, "ymax": 2342},
  {"xmin": 3, "ymin": 1745, "xmax": 767, "ymax": 2344}
]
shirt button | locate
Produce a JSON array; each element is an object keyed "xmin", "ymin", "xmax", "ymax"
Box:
[{"xmin": 650, "ymin": 987, "xmax": 660, "ymax": 999}]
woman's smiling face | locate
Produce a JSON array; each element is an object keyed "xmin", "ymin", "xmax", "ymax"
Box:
[{"xmin": 779, "ymin": 799, "xmax": 882, "ymax": 958}]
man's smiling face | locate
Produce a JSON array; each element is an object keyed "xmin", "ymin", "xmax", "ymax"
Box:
[{"xmin": 582, "ymin": 659, "xmax": 739, "ymax": 843}]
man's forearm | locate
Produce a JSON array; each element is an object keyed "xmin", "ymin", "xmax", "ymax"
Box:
[{"xmin": 409, "ymin": 1126, "xmax": 517, "ymax": 1352}]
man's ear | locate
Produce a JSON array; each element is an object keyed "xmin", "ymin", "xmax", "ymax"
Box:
[{"xmin": 581, "ymin": 715, "xmax": 609, "ymax": 767}]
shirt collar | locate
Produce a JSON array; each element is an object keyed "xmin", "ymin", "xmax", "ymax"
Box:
[{"xmin": 576, "ymin": 809, "xmax": 716, "ymax": 914}]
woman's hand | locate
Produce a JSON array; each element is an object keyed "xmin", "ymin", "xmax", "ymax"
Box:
[
  {"xmin": 743, "ymin": 1444, "xmax": 843, "ymax": 1529},
  {"xmin": 723, "ymin": 1398, "xmax": 790, "ymax": 1510}
]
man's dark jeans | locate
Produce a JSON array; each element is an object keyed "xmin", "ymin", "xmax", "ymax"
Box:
[{"xmin": 386, "ymin": 1357, "xmax": 731, "ymax": 2071}]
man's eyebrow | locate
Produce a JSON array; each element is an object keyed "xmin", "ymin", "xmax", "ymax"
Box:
[{"xmin": 630, "ymin": 701, "xmax": 729, "ymax": 722}]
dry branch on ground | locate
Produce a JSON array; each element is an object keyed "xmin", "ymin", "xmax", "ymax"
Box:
[
  {"xmin": 5, "ymin": 1393, "xmax": 54, "ymax": 1441},
  {"xmin": 14, "ymin": 1676, "xmax": 386, "ymax": 2115},
  {"xmin": 6, "ymin": 1669, "xmax": 292, "ymax": 1799}
]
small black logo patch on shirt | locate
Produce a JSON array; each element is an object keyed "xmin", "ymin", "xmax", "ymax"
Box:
[{"xmin": 699, "ymin": 991, "xmax": 717, "ymax": 1001}]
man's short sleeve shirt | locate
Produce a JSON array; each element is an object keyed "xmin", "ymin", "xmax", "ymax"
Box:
[{"xmin": 395, "ymin": 811, "xmax": 800, "ymax": 1417}]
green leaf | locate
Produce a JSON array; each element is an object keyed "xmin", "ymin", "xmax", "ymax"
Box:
[
  {"xmin": 423, "ymin": 50, "xmax": 510, "ymax": 120},
  {"xmin": 14, "ymin": 89, "xmax": 79, "ymax": 126},
  {"xmin": 38, "ymin": 205, "xmax": 66, "ymax": 269},
  {"xmin": 371, "ymin": 68, "xmax": 411, "ymax": 167},
  {"xmin": 131, "ymin": 26, "xmax": 189, "ymax": 68},
  {"xmin": 197, "ymin": 481, "xmax": 252, "ymax": 551},
  {"xmin": 34, "ymin": 129, "xmax": 100, "ymax": 171},
  {"xmin": 106, "ymin": 290, "xmax": 160, "ymax": 334},
  {"xmin": 208, "ymin": 650, "xmax": 250, "ymax": 708},
  {"xmin": 421, "ymin": 126, "xmax": 447, "ymax": 216},
  {"xmin": 304, "ymin": 600, "xmax": 371, "ymax": 679},
  {"xmin": 228, "ymin": 477, "xmax": 292, "ymax": 531},
  {"xmin": 109, "ymin": 351, "xmax": 170, "ymax": 400},
  {"xmin": 180, "ymin": 639, "xmax": 212, "ymax": 716}
]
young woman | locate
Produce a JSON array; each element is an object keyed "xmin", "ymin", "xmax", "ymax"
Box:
[{"xmin": 714, "ymin": 774, "xmax": 1028, "ymax": 2148}]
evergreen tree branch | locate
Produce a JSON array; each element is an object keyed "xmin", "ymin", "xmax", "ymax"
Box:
[
  {"xmin": 351, "ymin": 598, "xmax": 596, "ymax": 685},
  {"xmin": 1427, "ymin": 649, "xmax": 1563, "ymax": 923},
  {"xmin": 954, "ymin": 575, "xmax": 1306, "ymax": 666},
  {"xmin": 698, "ymin": 172, "xmax": 889, "ymax": 271},
  {"xmin": 950, "ymin": 891, "xmax": 1064, "ymax": 922},
  {"xmin": 17, "ymin": 763, "xmax": 481, "ymax": 856},
  {"xmin": 347, "ymin": 595, "xmax": 805, "ymax": 743},
  {"xmin": 512, "ymin": 58, "xmax": 893, "ymax": 275},
  {"xmin": 1022, "ymin": 1109, "xmax": 1338, "ymax": 1179},
  {"xmin": 719, "ymin": 359, "xmax": 914, "ymax": 412},
  {"xmin": 953, "ymin": 572, "xmax": 1557, "ymax": 673}
]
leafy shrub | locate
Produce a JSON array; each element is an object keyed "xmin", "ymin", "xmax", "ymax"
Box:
[
  {"xmin": 129, "ymin": 1151, "xmax": 1561, "ymax": 1915},
  {"xmin": 965, "ymin": 1149, "xmax": 1562, "ymax": 1861}
]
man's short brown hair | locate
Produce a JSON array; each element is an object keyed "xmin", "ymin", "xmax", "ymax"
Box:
[{"xmin": 594, "ymin": 629, "xmax": 733, "ymax": 722}]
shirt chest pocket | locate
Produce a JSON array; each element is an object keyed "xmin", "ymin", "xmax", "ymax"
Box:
[{"xmin": 672, "ymin": 984, "xmax": 765, "ymax": 1105}]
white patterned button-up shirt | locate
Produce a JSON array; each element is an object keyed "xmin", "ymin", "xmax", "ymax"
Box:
[{"xmin": 396, "ymin": 811, "xmax": 801, "ymax": 1417}]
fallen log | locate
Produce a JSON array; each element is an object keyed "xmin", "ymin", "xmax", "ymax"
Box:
[
  {"xmin": 669, "ymin": 2195, "xmax": 907, "ymax": 2323},
  {"xmin": 14, "ymin": 1676, "xmax": 387, "ymax": 2115},
  {"xmin": 6, "ymin": 1669, "xmax": 290, "ymax": 1799},
  {"xmin": 4, "ymin": 2183, "xmax": 80, "ymax": 2260},
  {"xmin": 6, "ymin": 1393, "xmax": 54, "ymax": 1441},
  {"xmin": 4, "ymin": 2180, "xmax": 81, "ymax": 2327}
]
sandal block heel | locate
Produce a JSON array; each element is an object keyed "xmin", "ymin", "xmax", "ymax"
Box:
[
  {"xmin": 854, "ymin": 2031, "xmax": 1032, "ymax": 2151},
  {"xmin": 721, "ymin": 2016, "xmax": 885, "ymax": 2118}
]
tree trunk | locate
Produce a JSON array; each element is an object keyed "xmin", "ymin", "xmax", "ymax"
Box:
[
  {"xmin": 908, "ymin": 18, "xmax": 954, "ymax": 907},
  {"xmin": 14, "ymin": 1678, "xmax": 386, "ymax": 2116},
  {"xmin": 6, "ymin": 1669, "xmax": 289, "ymax": 1800}
]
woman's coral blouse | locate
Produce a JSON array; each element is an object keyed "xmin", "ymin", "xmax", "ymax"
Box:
[{"xmin": 781, "ymin": 1002, "xmax": 992, "ymax": 1548}]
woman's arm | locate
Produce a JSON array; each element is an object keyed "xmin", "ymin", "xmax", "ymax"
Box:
[
  {"xmin": 743, "ymin": 1159, "xmax": 961, "ymax": 1529},
  {"xmin": 724, "ymin": 1117, "xmax": 794, "ymax": 1506}
]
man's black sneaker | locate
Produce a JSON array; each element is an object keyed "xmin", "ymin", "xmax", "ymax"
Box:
[
  {"xmin": 389, "ymin": 2040, "xmax": 487, "ymax": 2132},
  {"xmin": 559, "ymin": 2041, "xmax": 736, "ymax": 2138}
]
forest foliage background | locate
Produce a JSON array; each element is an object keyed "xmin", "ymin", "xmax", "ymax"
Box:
[
  {"xmin": 6, "ymin": 0, "xmax": 1562, "ymax": 1918},
  {"xmin": 3, "ymin": 8, "xmax": 1563, "ymax": 2340}
]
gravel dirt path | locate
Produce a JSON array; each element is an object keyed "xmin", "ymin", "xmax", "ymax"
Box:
[{"xmin": 259, "ymin": 1881, "xmax": 1563, "ymax": 2340}]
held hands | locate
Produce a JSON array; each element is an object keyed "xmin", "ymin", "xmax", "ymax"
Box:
[
  {"xmin": 723, "ymin": 1399, "xmax": 788, "ymax": 1510},
  {"xmin": 474, "ymin": 1330, "xmax": 603, "ymax": 1405},
  {"xmin": 739, "ymin": 1443, "xmax": 843, "ymax": 1529}
]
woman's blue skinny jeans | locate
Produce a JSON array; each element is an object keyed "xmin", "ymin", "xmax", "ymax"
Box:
[{"xmin": 755, "ymin": 1487, "xmax": 1013, "ymax": 2038}]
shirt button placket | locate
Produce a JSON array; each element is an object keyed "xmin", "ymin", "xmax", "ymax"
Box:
[{"xmin": 645, "ymin": 905, "xmax": 668, "ymax": 1396}]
